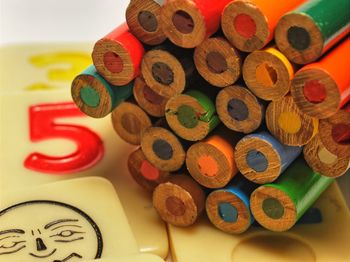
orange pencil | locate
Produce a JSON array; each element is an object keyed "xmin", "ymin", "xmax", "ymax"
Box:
[
  {"xmin": 186, "ymin": 128, "xmax": 242, "ymax": 188},
  {"xmin": 221, "ymin": 0, "xmax": 306, "ymax": 52},
  {"xmin": 291, "ymin": 38, "xmax": 350, "ymax": 119}
]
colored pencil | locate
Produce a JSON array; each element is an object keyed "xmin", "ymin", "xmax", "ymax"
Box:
[
  {"xmin": 126, "ymin": 0, "xmax": 167, "ymax": 45},
  {"xmin": 221, "ymin": 0, "xmax": 306, "ymax": 52},
  {"xmin": 291, "ymin": 37, "xmax": 350, "ymax": 119},
  {"xmin": 250, "ymin": 157, "xmax": 334, "ymax": 232},
  {"xmin": 133, "ymin": 76, "xmax": 169, "ymax": 117},
  {"xmin": 265, "ymin": 95, "xmax": 318, "ymax": 146},
  {"xmin": 153, "ymin": 175, "xmax": 206, "ymax": 226},
  {"xmin": 128, "ymin": 147, "xmax": 171, "ymax": 191},
  {"xmin": 235, "ymin": 132, "xmax": 302, "ymax": 184},
  {"xmin": 319, "ymin": 103, "xmax": 350, "ymax": 157},
  {"xmin": 275, "ymin": 0, "xmax": 350, "ymax": 64},
  {"xmin": 304, "ymin": 135, "xmax": 350, "ymax": 178},
  {"xmin": 141, "ymin": 42, "xmax": 195, "ymax": 98},
  {"xmin": 216, "ymin": 85, "xmax": 265, "ymax": 133},
  {"xmin": 194, "ymin": 37, "xmax": 242, "ymax": 88},
  {"xmin": 141, "ymin": 120, "xmax": 189, "ymax": 171},
  {"xmin": 111, "ymin": 100, "xmax": 153, "ymax": 145},
  {"xmin": 71, "ymin": 65, "xmax": 133, "ymax": 118},
  {"xmin": 206, "ymin": 175, "xmax": 257, "ymax": 234},
  {"xmin": 186, "ymin": 128, "xmax": 241, "ymax": 188},
  {"xmin": 92, "ymin": 23, "xmax": 145, "ymax": 86},
  {"xmin": 243, "ymin": 46, "xmax": 296, "ymax": 101},
  {"xmin": 165, "ymin": 89, "xmax": 220, "ymax": 141},
  {"xmin": 161, "ymin": 0, "xmax": 233, "ymax": 48}
]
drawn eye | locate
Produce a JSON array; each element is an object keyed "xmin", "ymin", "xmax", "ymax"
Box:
[
  {"xmin": 0, "ymin": 241, "xmax": 25, "ymax": 249},
  {"xmin": 51, "ymin": 230, "xmax": 84, "ymax": 238},
  {"xmin": 58, "ymin": 230, "xmax": 75, "ymax": 237}
]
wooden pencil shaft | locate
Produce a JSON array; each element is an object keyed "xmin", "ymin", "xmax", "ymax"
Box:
[
  {"xmin": 206, "ymin": 175, "xmax": 257, "ymax": 234},
  {"xmin": 216, "ymin": 85, "xmax": 264, "ymax": 133},
  {"xmin": 128, "ymin": 147, "xmax": 170, "ymax": 191},
  {"xmin": 319, "ymin": 106, "xmax": 350, "ymax": 158},
  {"xmin": 250, "ymin": 158, "xmax": 333, "ymax": 231},
  {"xmin": 161, "ymin": 0, "xmax": 233, "ymax": 48},
  {"xmin": 133, "ymin": 76, "xmax": 168, "ymax": 117},
  {"xmin": 126, "ymin": 0, "xmax": 167, "ymax": 45},
  {"xmin": 304, "ymin": 135, "xmax": 350, "ymax": 178},
  {"xmin": 235, "ymin": 132, "xmax": 302, "ymax": 184},
  {"xmin": 71, "ymin": 65, "xmax": 133, "ymax": 118},
  {"xmin": 194, "ymin": 37, "xmax": 242, "ymax": 87},
  {"xmin": 165, "ymin": 89, "xmax": 220, "ymax": 141},
  {"xmin": 265, "ymin": 95, "xmax": 318, "ymax": 146},
  {"xmin": 92, "ymin": 23, "xmax": 145, "ymax": 86},
  {"xmin": 221, "ymin": 0, "xmax": 306, "ymax": 52},
  {"xmin": 275, "ymin": 0, "xmax": 350, "ymax": 64},
  {"xmin": 141, "ymin": 42, "xmax": 195, "ymax": 98},
  {"xmin": 243, "ymin": 46, "xmax": 296, "ymax": 101},
  {"xmin": 152, "ymin": 174, "xmax": 205, "ymax": 226},
  {"xmin": 291, "ymin": 38, "xmax": 350, "ymax": 119},
  {"xmin": 111, "ymin": 100, "xmax": 153, "ymax": 145},
  {"xmin": 141, "ymin": 125, "xmax": 188, "ymax": 171},
  {"xmin": 186, "ymin": 129, "xmax": 241, "ymax": 188}
]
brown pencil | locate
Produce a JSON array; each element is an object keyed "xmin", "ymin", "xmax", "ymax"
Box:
[
  {"xmin": 194, "ymin": 37, "xmax": 242, "ymax": 88},
  {"xmin": 141, "ymin": 43, "xmax": 195, "ymax": 98},
  {"xmin": 126, "ymin": 0, "xmax": 167, "ymax": 45},
  {"xmin": 216, "ymin": 85, "xmax": 264, "ymax": 133},
  {"xmin": 141, "ymin": 121, "xmax": 188, "ymax": 172},
  {"xmin": 133, "ymin": 76, "xmax": 168, "ymax": 117},
  {"xmin": 153, "ymin": 174, "xmax": 205, "ymax": 226},
  {"xmin": 128, "ymin": 147, "xmax": 171, "ymax": 191},
  {"xmin": 160, "ymin": 0, "xmax": 233, "ymax": 48},
  {"xmin": 111, "ymin": 100, "xmax": 153, "ymax": 145}
]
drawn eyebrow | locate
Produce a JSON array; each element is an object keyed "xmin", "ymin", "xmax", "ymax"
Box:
[
  {"xmin": 51, "ymin": 224, "xmax": 82, "ymax": 231},
  {"xmin": 44, "ymin": 219, "xmax": 79, "ymax": 229},
  {"xmin": 0, "ymin": 230, "xmax": 25, "ymax": 236},
  {"xmin": 0, "ymin": 236, "xmax": 20, "ymax": 241}
]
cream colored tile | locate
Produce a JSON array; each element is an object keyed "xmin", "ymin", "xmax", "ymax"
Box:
[{"xmin": 168, "ymin": 182, "xmax": 350, "ymax": 262}]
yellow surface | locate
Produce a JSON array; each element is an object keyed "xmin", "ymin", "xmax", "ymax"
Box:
[
  {"xmin": 0, "ymin": 177, "xmax": 138, "ymax": 261},
  {"xmin": 0, "ymin": 44, "xmax": 168, "ymax": 258},
  {"xmin": 83, "ymin": 254, "xmax": 165, "ymax": 262},
  {"xmin": 168, "ymin": 182, "xmax": 350, "ymax": 262}
]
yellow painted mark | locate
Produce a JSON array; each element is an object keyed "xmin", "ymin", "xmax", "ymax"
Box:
[
  {"xmin": 25, "ymin": 83, "xmax": 59, "ymax": 91},
  {"xmin": 278, "ymin": 112, "xmax": 301, "ymax": 134},
  {"xmin": 30, "ymin": 52, "xmax": 91, "ymax": 81},
  {"xmin": 25, "ymin": 52, "xmax": 91, "ymax": 91}
]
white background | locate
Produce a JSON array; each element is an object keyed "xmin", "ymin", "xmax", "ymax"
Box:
[{"xmin": 0, "ymin": 0, "xmax": 129, "ymax": 45}]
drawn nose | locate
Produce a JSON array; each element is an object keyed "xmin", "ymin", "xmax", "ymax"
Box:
[{"xmin": 36, "ymin": 238, "xmax": 47, "ymax": 251}]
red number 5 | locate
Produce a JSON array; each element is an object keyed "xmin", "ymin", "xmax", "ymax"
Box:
[{"xmin": 24, "ymin": 102, "xmax": 104, "ymax": 174}]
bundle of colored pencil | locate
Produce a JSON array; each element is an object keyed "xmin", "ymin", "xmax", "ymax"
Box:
[{"xmin": 71, "ymin": 0, "xmax": 350, "ymax": 233}]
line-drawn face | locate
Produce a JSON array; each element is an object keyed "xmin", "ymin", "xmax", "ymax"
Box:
[{"xmin": 0, "ymin": 200, "xmax": 103, "ymax": 262}]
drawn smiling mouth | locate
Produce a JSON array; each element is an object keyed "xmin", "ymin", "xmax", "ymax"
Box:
[{"xmin": 29, "ymin": 248, "xmax": 57, "ymax": 258}]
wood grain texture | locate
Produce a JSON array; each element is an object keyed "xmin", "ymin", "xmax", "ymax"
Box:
[
  {"xmin": 111, "ymin": 101, "xmax": 153, "ymax": 145},
  {"xmin": 266, "ymin": 95, "xmax": 318, "ymax": 146},
  {"xmin": 221, "ymin": 0, "xmax": 305, "ymax": 52},
  {"xmin": 194, "ymin": 37, "xmax": 241, "ymax": 87},
  {"xmin": 128, "ymin": 147, "xmax": 171, "ymax": 191},
  {"xmin": 126, "ymin": 0, "xmax": 167, "ymax": 45},
  {"xmin": 153, "ymin": 175, "xmax": 205, "ymax": 226},
  {"xmin": 304, "ymin": 135, "xmax": 350, "ymax": 178}
]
